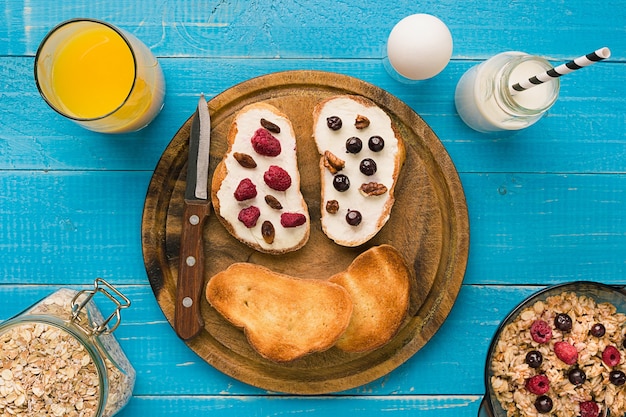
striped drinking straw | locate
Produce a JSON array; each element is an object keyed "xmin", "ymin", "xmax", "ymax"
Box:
[{"xmin": 510, "ymin": 47, "xmax": 611, "ymax": 94}]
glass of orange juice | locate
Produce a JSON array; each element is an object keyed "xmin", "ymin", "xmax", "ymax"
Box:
[{"xmin": 34, "ymin": 18, "xmax": 165, "ymax": 133}]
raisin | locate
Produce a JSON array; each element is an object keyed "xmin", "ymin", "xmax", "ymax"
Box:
[
  {"xmin": 261, "ymin": 220, "xmax": 275, "ymax": 244},
  {"xmin": 233, "ymin": 152, "xmax": 257, "ymax": 168},
  {"xmin": 260, "ymin": 118, "xmax": 280, "ymax": 133},
  {"xmin": 264, "ymin": 195, "xmax": 283, "ymax": 210}
]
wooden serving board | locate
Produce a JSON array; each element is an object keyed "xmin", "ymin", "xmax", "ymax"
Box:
[{"xmin": 141, "ymin": 70, "xmax": 469, "ymax": 394}]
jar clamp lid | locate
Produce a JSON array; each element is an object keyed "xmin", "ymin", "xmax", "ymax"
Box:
[
  {"xmin": 0, "ymin": 278, "xmax": 135, "ymax": 417},
  {"xmin": 71, "ymin": 277, "xmax": 131, "ymax": 336}
]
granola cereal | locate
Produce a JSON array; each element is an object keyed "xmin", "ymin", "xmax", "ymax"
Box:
[
  {"xmin": 0, "ymin": 288, "xmax": 134, "ymax": 417},
  {"xmin": 491, "ymin": 291, "xmax": 626, "ymax": 417}
]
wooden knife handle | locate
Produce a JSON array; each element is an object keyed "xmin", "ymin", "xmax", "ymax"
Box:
[{"xmin": 175, "ymin": 201, "xmax": 210, "ymax": 340}]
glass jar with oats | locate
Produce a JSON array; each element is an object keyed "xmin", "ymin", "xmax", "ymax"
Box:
[{"xmin": 0, "ymin": 278, "xmax": 135, "ymax": 417}]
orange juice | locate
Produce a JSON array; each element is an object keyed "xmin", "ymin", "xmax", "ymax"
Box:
[
  {"xmin": 51, "ymin": 25, "xmax": 135, "ymax": 119},
  {"xmin": 35, "ymin": 19, "xmax": 165, "ymax": 133}
]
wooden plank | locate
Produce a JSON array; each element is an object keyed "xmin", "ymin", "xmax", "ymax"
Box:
[
  {"xmin": 2, "ymin": 171, "xmax": 623, "ymax": 285},
  {"xmin": 0, "ymin": 284, "xmax": 538, "ymax": 396},
  {"xmin": 0, "ymin": 171, "xmax": 150, "ymax": 284},
  {"xmin": 462, "ymin": 173, "xmax": 626, "ymax": 284},
  {"xmin": 1, "ymin": 0, "xmax": 624, "ymax": 60},
  {"xmin": 1, "ymin": 57, "xmax": 623, "ymax": 173},
  {"xmin": 118, "ymin": 395, "xmax": 482, "ymax": 416}
]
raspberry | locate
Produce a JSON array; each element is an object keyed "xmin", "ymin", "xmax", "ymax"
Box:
[
  {"xmin": 234, "ymin": 178, "xmax": 257, "ymax": 201},
  {"xmin": 525, "ymin": 374, "xmax": 550, "ymax": 395},
  {"xmin": 280, "ymin": 212, "xmax": 307, "ymax": 228},
  {"xmin": 263, "ymin": 165, "xmax": 291, "ymax": 191},
  {"xmin": 530, "ymin": 320, "xmax": 553, "ymax": 344},
  {"xmin": 237, "ymin": 206, "xmax": 260, "ymax": 228},
  {"xmin": 251, "ymin": 128, "xmax": 281, "ymax": 156},
  {"xmin": 579, "ymin": 401, "xmax": 600, "ymax": 417},
  {"xmin": 602, "ymin": 345, "xmax": 621, "ymax": 367},
  {"xmin": 554, "ymin": 341, "xmax": 578, "ymax": 365}
]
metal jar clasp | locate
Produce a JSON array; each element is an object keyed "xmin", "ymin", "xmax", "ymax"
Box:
[{"xmin": 70, "ymin": 278, "xmax": 131, "ymax": 336}]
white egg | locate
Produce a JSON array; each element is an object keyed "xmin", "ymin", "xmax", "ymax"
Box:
[{"xmin": 386, "ymin": 14, "xmax": 453, "ymax": 81}]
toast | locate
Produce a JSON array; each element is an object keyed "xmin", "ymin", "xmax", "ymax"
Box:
[
  {"xmin": 328, "ymin": 244, "xmax": 411, "ymax": 353},
  {"xmin": 312, "ymin": 95, "xmax": 405, "ymax": 247},
  {"xmin": 212, "ymin": 102, "xmax": 310, "ymax": 254},
  {"xmin": 206, "ymin": 262, "xmax": 353, "ymax": 362}
]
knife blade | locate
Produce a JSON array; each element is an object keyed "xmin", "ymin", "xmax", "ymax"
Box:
[{"xmin": 174, "ymin": 93, "xmax": 211, "ymax": 340}]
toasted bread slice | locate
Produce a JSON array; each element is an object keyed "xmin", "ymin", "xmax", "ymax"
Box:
[
  {"xmin": 206, "ymin": 262, "xmax": 353, "ymax": 362},
  {"xmin": 313, "ymin": 95, "xmax": 405, "ymax": 247},
  {"xmin": 328, "ymin": 244, "xmax": 411, "ymax": 353},
  {"xmin": 212, "ymin": 102, "xmax": 310, "ymax": 254}
]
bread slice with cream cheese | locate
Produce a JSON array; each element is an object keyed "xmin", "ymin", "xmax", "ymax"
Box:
[
  {"xmin": 212, "ymin": 102, "xmax": 310, "ymax": 254},
  {"xmin": 312, "ymin": 95, "xmax": 405, "ymax": 247}
]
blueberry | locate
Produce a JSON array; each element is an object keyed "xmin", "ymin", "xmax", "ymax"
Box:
[
  {"xmin": 333, "ymin": 174, "xmax": 350, "ymax": 192},
  {"xmin": 554, "ymin": 313, "xmax": 573, "ymax": 332},
  {"xmin": 534, "ymin": 396, "xmax": 553, "ymax": 413},
  {"xmin": 590, "ymin": 323, "xmax": 606, "ymax": 337},
  {"xmin": 359, "ymin": 158, "xmax": 377, "ymax": 176},
  {"xmin": 610, "ymin": 370, "xmax": 626, "ymax": 386},
  {"xmin": 345, "ymin": 210, "xmax": 362, "ymax": 226},
  {"xmin": 368, "ymin": 135, "xmax": 384, "ymax": 152},
  {"xmin": 525, "ymin": 350, "xmax": 543, "ymax": 369},
  {"xmin": 326, "ymin": 116, "xmax": 342, "ymax": 130},
  {"xmin": 568, "ymin": 367, "xmax": 586, "ymax": 385},
  {"xmin": 346, "ymin": 137, "xmax": 362, "ymax": 153}
]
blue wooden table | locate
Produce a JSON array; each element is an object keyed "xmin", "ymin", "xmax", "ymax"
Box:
[{"xmin": 1, "ymin": 1, "xmax": 624, "ymax": 415}]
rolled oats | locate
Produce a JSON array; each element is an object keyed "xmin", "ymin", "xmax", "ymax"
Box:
[
  {"xmin": 491, "ymin": 291, "xmax": 626, "ymax": 417},
  {"xmin": 0, "ymin": 285, "xmax": 134, "ymax": 417}
]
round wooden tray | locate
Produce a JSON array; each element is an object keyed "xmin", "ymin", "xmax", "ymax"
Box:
[{"xmin": 141, "ymin": 70, "xmax": 469, "ymax": 394}]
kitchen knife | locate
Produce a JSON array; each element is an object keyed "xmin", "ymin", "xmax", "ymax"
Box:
[{"xmin": 175, "ymin": 94, "xmax": 211, "ymax": 340}]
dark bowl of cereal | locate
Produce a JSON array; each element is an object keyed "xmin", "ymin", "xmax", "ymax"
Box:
[{"xmin": 479, "ymin": 281, "xmax": 626, "ymax": 417}]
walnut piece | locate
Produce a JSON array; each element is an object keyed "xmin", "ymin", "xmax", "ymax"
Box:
[
  {"xmin": 325, "ymin": 200, "xmax": 340, "ymax": 214},
  {"xmin": 359, "ymin": 182, "xmax": 388, "ymax": 196},
  {"xmin": 323, "ymin": 150, "xmax": 345, "ymax": 174},
  {"xmin": 354, "ymin": 114, "xmax": 370, "ymax": 129}
]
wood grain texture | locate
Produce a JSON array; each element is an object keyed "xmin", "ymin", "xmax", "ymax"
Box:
[
  {"xmin": 142, "ymin": 70, "xmax": 469, "ymax": 393},
  {"xmin": 1, "ymin": 58, "xmax": 623, "ymax": 174},
  {"xmin": 0, "ymin": 284, "xmax": 540, "ymax": 396},
  {"xmin": 0, "ymin": 0, "xmax": 624, "ymax": 414},
  {"xmin": 1, "ymin": 0, "xmax": 624, "ymax": 60}
]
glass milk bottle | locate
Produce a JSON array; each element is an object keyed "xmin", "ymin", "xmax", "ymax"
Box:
[{"xmin": 454, "ymin": 52, "xmax": 560, "ymax": 133}]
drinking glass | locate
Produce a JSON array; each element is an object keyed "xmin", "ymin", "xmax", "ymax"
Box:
[{"xmin": 35, "ymin": 18, "xmax": 165, "ymax": 133}]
